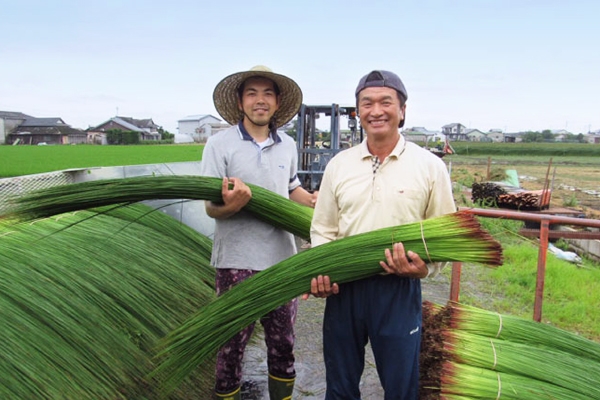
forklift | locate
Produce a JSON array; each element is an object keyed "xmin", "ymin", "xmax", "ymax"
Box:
[{"xmin": 295, "ymin": 104, "xmax": 361, "ymax": 190}]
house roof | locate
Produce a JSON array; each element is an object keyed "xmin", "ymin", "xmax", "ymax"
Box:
[
  {"xmin": 504, "ymin": 131, "xmax": 526, "ymax": 137},
  {"xmin": 12, "ymin": 126, "xmax": 85, "ymax": 136},
  {"xmin": 90, "ymin": 116, "xmax": 159, "ymax": 133},
  {"xmin": 116, "ymin": 116, "xmax": 158, "ymax": 129},
  {"xmin": 112, "ymin": 117, "xmax": 145, "ymax": 132},
  {"xmin": 0, "ymin": 111, "xmax": 33, "ymax": 119},
  {"xmin": 465, "ymin": 129, "xmax": 485, "ymax": 135},
  {"xmin": 404, "ymin": 126, "xmax": 440, "ymax": 135},
  {"xmin": 178, "ymin": 114, "xmax": 221, "ymax": 123},
  {"xmin": 20, "ymin": 117, "xmax": 67, "ymax": 127},
  {"xmin": 442, "ymin": 122, "xmax": 465, "ymax": 128}
]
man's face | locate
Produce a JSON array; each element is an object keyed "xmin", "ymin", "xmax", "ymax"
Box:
[
  {"xmin": 238, "ymin": 77, "xmax": 280, "ymax": 128},
  {"xmin": 357, "ymin": 86, "xmax": 405, "ymax": 137}
]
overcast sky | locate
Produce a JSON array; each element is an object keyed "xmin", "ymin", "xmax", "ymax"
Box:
[{"xmin": 1, "ymin": 0, "xmax": 599, "ymax": 134}]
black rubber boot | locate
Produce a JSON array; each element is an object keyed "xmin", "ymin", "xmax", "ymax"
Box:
[
  {"xmin": 268, "ymin": 374, "xmax": 295, "ymax": 400},
  {"xmin": 214, "ymin": 386, "xmax": 241, "ymax": 400}
]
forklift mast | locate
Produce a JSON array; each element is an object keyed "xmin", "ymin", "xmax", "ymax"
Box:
[{"xmin": 295, "ymin": 104, "xmax": 361, "ymax": 191}]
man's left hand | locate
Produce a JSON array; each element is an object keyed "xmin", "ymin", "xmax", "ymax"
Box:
[{"xmin": 380, "ymin": 242, "xmax": 428, "ymax": 279}]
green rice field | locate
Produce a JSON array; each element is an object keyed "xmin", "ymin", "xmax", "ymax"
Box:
[
  {"xmin": 2, "ymin": 141, "xmax": 599, "ymax": 179},
  {"xmin": 0, "ymin": 144, "xmax": 205, "ymax": 178}
]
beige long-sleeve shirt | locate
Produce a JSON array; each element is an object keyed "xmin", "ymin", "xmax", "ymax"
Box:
[{"xmin": 310, "ymin": 134, "xmax": 457, "ymax": 277}]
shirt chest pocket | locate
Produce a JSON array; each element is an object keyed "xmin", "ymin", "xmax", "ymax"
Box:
[
  {"xmin": 386, "ymin": 186, "xmax": 427, "ymax": 222},
  {"xmin": 259, "ymin": 155, "xmax": 291, "ymax": 192}
]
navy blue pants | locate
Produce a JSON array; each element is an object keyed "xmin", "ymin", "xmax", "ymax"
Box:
[{"xmin": 323, "ymin": 274, "xmax": 422, "ymax": 400}]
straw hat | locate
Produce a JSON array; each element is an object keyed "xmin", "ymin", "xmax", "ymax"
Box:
[{"xmin": 213, "ymin": 65, "xmax": 303, "ymax": 128}]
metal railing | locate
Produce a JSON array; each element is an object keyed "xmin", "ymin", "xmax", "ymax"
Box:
[{"xmin": 451, "ymin": 207, "xmax": 600, "ymax": 322}]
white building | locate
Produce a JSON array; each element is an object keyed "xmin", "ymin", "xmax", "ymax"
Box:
[
  {"xmin": 177, "ymin": 114, "xmax": 228, "ymax": 143},
  {"xmin": 487, "ymin": 129, "xmax": 505, "ymax": 143},
  {"xmin": 465, "ymin": 129, "xmax": 488, "ymax": 142}
]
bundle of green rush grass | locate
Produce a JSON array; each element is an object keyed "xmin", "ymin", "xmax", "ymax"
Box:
[
  {"xmin": 443, "ymin": 330, "xmax": 600, "ymax": 399},
  {"xmin": 3, "ymin": 175, "xmax": 313, "ymax": 239},
  {"xmin": 447, "ymin": 301, "xmax": 600, "ymax": 362},
  {"xmin": 419, "ymin": 302, "xmax": 600, "ymax": 399},
  {"xmin": 151, "ymin": 211, "xmax": 503, "ymax": 394},
  {"xmin": 0, "ymin": 204, "xmax": 216, "ymax": 399},
  {"xmin": 95, "ymin": 203, "xmax": 214, "ymax": 264},
  {"xmin": 440, "ymin": 362, "xmax": 593, "ymax": 400}
]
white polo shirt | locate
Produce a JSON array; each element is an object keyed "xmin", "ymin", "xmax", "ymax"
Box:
[{"xmin": 310, "ymin": 134, "xmax": 456, "ymax": 275}]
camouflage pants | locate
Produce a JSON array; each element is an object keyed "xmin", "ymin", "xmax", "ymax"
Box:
[{"xmin": 214, "ymin": 268, "xmax": 298, "ymax": 394}]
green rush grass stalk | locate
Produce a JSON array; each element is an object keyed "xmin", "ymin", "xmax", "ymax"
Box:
[
  {"xmin": 4, "ymin": 175, "xmax": 314, "ymax": 239},
  {"xmin": 440, "ymin": 361, "xmax": 591, "ymax": 400},
  {"xmin": 443, "ymin": 330, "xmax": 600, "ymax": 399},
  {"xmin": 448, "ymin": 302, "xmax": 600, "ymax": 363},
  {"xmin": 96, "ymin": 203, "xmax": 214, "ymax": 265},
  {"xmin": 0, "ymin": 209, "xmax": 216, "ymax": 398},
  {"xmin": 151, "ymin": 212, "xmax": 503, "ymax": 393}
]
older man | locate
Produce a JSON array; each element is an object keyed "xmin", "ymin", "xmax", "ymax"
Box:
[{"xmin": 308, "ymin": 70, "xmax": 456, "ymax": 399}]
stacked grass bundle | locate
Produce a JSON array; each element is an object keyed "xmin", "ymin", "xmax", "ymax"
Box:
[
  {"xmin": 419, "ymin": 302, "xmax": 600, "ymax": 399},
  {"xmin": 447, "ymin": 302, "xmax": 600, "ymax": 363},
  {"xmin": 3, "ymin": 175, "xmax": 313, "ymax": 239},
  {"xmin": 151, "ymin": 212, "xmax": 503, "ymax": 393},
  {"xmin": 443, "ymin": 330, "xmax": 600, "ymax": 399},
  {"xmin": 0, "ymin": 204, "xmax": 216, "ymax": 399},
  {"xmin": 440, "ymin": 362, "xmax": 592, "ymax": 400}
]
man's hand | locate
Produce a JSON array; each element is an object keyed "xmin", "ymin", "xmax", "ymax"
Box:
[
  {"xmin": 221, "ymin": 177, "xmax": 251, "ymax": 213},
  {"xmin": 289, "ymin": 187, "xmax": 319, "ymax": 208},
  {"xmin": 301, "ymin": 275, "xmax": 339, "ymax": 300},
  {"xmin": 205, "ymin": 177, "xmax": 252, "ymax": 219},
  {"xmin": 309, "ymin": 190, "xmax": 319, "ymax": 208},
  {"xmin": 380, "ymin": 242, "xmax": 429, "ymax": 279}
]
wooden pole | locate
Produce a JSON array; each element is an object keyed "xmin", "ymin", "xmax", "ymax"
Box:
[{"xmin": 540, "ymin": 158, "xmax": 553, "ymax": 209}]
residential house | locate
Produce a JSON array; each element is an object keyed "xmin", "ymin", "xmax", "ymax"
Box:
[
  {"xmin": 0, "ymin": 111, "xmax": 33, "ymax": 144},
  {"xmin": 88, "ymin": 116, "xmax": 161, "ymax": 144},
  {"xmin": 586, "ymin": 133, "xmax": 600, "ymax": 144},
  {"xmin": 487, "ymin": 129, "xmax": 505, "ymax": 143},
  {"xmin": 177, "ymin": 114, "xmax": 227, "ymax": 143},
  {"xmin": 550, "ymin": 129, "xmax": 573, "ymax": 142},
  {"xmin": 503, "ymin": 131, "xmax": 526, "ymax": 143},
  {"xmin": 7, "ymin": 117, "xmax": 87, "ymax": 145},
  {"xmin": 441, "ymin": 123, "xmax": 468, "ymax": 141},
  {"xmin": 402, "ymin": 126, "xmax": 445, "ymax": 146},
  {"xmin": 465, "ymin": 128, "xmax": 488, "ymax": 142}
]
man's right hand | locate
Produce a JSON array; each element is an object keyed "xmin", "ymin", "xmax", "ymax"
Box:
[
  {"xmin": 205, "ymin": 177, "xmax": 252, "ymax": 219},
  {"xmin": 301, "ymin": 275, "xmax": 339, "ymax": 300},
  {"xmin": 221, "ymin": 177, "xmax": 252, "ymax": 213}
]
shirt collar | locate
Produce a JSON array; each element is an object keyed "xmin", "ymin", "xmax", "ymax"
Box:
[
  {"xmin": 359, "ymin": 133, "xmax": 406, "ymax": 160},
  {"xmin": 237, "ymin": 121, "xmax": 282, "ymax": 143}
]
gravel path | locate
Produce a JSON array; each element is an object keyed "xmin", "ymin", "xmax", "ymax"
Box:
[{"xmin": 241, "ymin": 273, "xmax": 452, "ymax": 399}]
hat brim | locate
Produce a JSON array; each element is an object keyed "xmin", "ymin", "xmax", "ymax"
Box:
[{"xmin": 213, "ymin": 70, "xmax": 303, "ymax": 128}]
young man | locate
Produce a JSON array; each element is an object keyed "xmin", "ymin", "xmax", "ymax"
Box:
[
  {"xmin": 201, "ymin": 65, "xmax": 317, "ymax": 400},
  {"xmin": 307, "ymin": 70, "xmax": 456, "ymax": 399}
]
